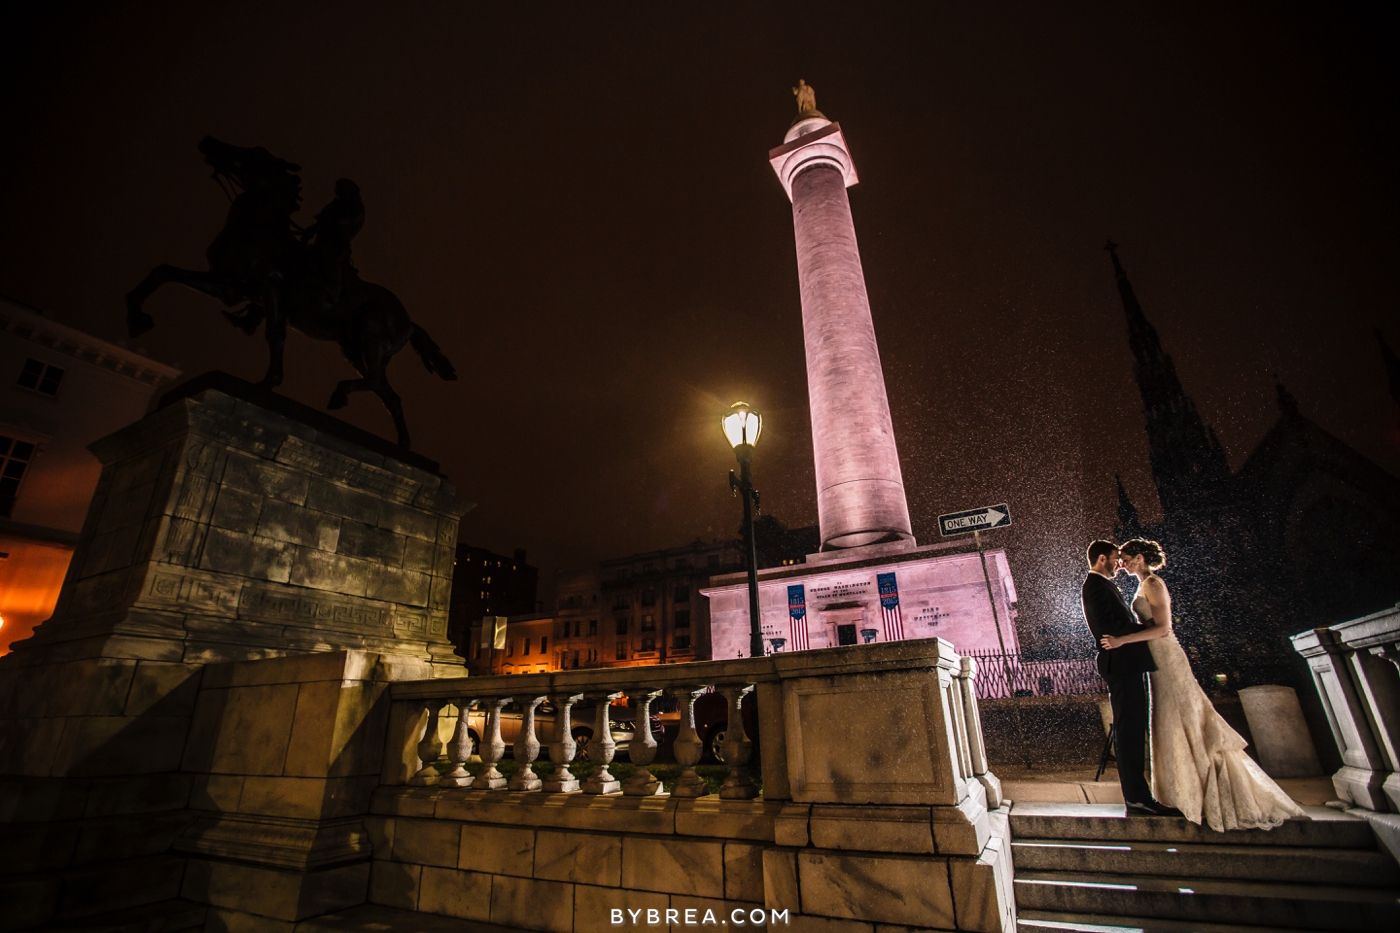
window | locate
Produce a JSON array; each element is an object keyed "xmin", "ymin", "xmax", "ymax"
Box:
[
  {"xmin": 673, "ymin": 634, "xmax": 691, "ymax": 650},
  {"xmin": 641, "ymin": 636, "xmax": 656, "ymax": 652},
  {"xmin": 641, "ymin": 614, "xmax": 655, "ymax": 632},
  {"xmin": 588, "ymin": 619, "xmax": 597, "ymax": 637},
  {"xmin": 16, "ymin": 359, "xmax": 65, "ymax": 396},
  {"xmin": 616, "ymin": 617, "xmax": 629, "ymax": 636},
  {"xmin": 573, "ymin": 650, "xmax": 580, "ymax": 668},
  {"xmin": 539, "ymin": 636, "xmax": 547, "ymax": 654},
  {"xmin": 506, "ymin": 640, "xmax": 514, "ymax": 657},
  {"xmin": 674, "ymin": 585, "xmax": 690, "ymax": 603},
  {"xmin": 572, "ymin": 619, "xmax": 580, "ymax": 638},
  {"xmin": 523, "ymin": 638, "xmax": 531, "ymax": 656},
  {"xmin": 0, "ymin": 436, "xmax": 35, "ymax": 519},
  {"xmin": 615, "ymin": 642, "xmax": 627, "ymax": 661},
  {"xmin": 674, "ymin": 610, "xmax": 690, "ymax": 629},
  {"xmin": 641, "ymin": 589, "xmax": 656, "ymax": 607},
  {"xmin": 613, "ymin": 594, "xmax": 629, "ymax": 610}
]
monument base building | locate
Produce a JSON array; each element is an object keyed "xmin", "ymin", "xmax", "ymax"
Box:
[{"xmin": 705, "ymin": 540, "xmax": 1018, "ymax": 659}]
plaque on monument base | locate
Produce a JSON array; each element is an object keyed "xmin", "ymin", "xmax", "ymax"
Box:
[{"xmin": 703, "ymin": 540, "xmax": 1019, "ymax": 659}]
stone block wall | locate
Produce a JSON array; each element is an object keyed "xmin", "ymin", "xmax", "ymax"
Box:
[{"xmin": 364, "ymin": 791, "xmax": 1013, "ymax": 933}]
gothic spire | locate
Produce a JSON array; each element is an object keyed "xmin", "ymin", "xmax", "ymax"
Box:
[
  {"xmin": 1115, "ymin": 473, "xmax": 1141, "ymax": 537},
  {"xmin": 1106, "ymin": 241, "xmax": 1231, "ymax": 519}
]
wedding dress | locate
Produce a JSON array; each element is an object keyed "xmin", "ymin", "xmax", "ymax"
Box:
[{"xmin": 1136, "ymin": 583, "xmax": 1306, "ymax": 831}]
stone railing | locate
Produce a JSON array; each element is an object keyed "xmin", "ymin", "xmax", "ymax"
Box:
[
  {"xmin": 383, "ymin": 639, "xmax": 1002, "ymax": 812},
  {"xmin": 375, "ymin": 639, "xmax": 1014, "ymax": 931},
  {"xmin": 1293, "ymin": 603, "xmax": 1400, "ymax": 811}
]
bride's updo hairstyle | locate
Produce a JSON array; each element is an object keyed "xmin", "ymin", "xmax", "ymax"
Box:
[{"xmin": 1119, "ymin": 538, "xmax": 1167, "ymax": 571}]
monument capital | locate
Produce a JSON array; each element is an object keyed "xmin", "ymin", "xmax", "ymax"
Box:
[{"xmin": 768, "ymin": 121, "xmax": 859, "ymax": 203}]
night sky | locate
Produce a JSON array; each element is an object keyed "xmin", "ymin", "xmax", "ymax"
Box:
[{"xmin": 3, "ymin": 4, "xmax": 1396, "ymax": 644}]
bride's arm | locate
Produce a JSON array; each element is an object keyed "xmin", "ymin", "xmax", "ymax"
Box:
[{"xmin": 1100, "ymin": 578, "xmax": 1173, "ymax": 649}]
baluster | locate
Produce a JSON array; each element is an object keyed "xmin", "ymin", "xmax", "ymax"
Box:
[
  {"xmin": 717, "ymin": 684, "xmax": 758, "ymax": 799},
  {"xmin": 478, "ymin": 697, "xmax": 509, "ymax": 789},
  {"xmin": 544, "ymin": 693, "xmax": 584, "ymax": 793},
  {"xmin": 441, "ymin": 700, "xmax": 476, "ymax": 788},
  {"xmin": 583, "ymin": 691, "xmax": 624, "ymax": 794},
  {"xmin": 958, "ymin": 656, "xmax": 1002, "ymax": 808},
  {"xmin": 508, "ymin": 695, "xmax": 546, "ymax": 791},
  {"xmin": 670, "ymin": 686, "xmax": 709, "ymax": 798},
  {"xmin": 624, "ymin": 689, "xmax": 663, "ymax": 796},
  {"xmin": 408, "ymin": 700, "xmax": 446, "ymax": 785}
]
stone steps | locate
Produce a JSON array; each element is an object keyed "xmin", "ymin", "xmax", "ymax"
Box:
[
  {"xmin": 1011, "ymin": 839, "xmax": 1400, "ymax": 887},
  {"xmin": 1008, "ymin": 803, "xmax": 1400, "ymax": 933},
  {"xmin": 1018, "ymin": 908, "xmax": 1324, "ymax": 933},
  {"xmin": 1013, "ymin": 868, "xmax": 1400, "ymax": 931}
]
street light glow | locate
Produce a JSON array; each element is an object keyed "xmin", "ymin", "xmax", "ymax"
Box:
[{"xmin": 722, "ymin": 402, "xmax": 762, "ymax": 449}]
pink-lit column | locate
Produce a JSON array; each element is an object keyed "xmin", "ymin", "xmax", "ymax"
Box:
[{"xmin": 770, "ymin": 116, "xmax": 914, "ymax": 550}]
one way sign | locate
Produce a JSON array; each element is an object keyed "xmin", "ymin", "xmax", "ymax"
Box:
[{"xmin": 938, "ymin": 504, "xmax": 1011, "ymax": 536}]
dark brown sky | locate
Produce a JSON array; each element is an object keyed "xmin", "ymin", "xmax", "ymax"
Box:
[{"xmin": 3, "ymin": 3, "xmax": 1396, "ymax": 638}]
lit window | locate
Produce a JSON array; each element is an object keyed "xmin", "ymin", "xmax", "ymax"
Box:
[
  {"xmin": 0, "ymin": 436, "xmax": 36, "ymax": 519},
  {"xmin": 641, "ymin": 614, "xmax": 655, "ymax": 632},
  {"xmin": 17, "ymin": 359, "xmax": 65, "ymax": 396}
]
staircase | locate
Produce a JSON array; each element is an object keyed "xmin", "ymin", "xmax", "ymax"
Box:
[{"xmin": 1010, "ymin": 803, "xmax": 1400, "ymax": 933}]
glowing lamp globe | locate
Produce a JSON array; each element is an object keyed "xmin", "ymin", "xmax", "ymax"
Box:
[{"xmin": 722, "ymin": 402, "xmax": 762, "ymax": 449}]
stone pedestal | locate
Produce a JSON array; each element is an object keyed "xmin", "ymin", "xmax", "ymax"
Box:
[
  {"xmin": 1238, "ymin": 685, "xmax": 1323, "ymax": 778},
  {"xmin": 770, "ymin": 118, "xmax": 914, "ymax": 551},
  {"xmin": 1293, "ymin": 621, "xmax": 1394, "ymax": 810},
  {"xmin": 0, "ymin": 373, "xmax": 470, "ymax": 929}
]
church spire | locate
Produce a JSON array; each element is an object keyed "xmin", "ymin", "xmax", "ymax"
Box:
[
  {"xmin": 1115, "ymin": 474, "xmax": 1141, "ymax": 538},
  {"xmin": 1105, "ymin": 241, "xmax": 1231, "ymax": 519}
]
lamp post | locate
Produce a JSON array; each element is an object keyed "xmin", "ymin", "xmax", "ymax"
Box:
[{"xmin": 723, "ymin": 402, "xmax": 765, "ymax": 659}]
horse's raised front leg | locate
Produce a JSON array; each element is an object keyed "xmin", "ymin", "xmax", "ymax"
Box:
[{"xmin": 126, "ymin": 264, "xmax": 236, "ymax": 337}]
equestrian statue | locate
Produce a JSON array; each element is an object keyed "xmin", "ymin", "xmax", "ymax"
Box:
[{"xmin": 126, "ymin": 137, "xmax": 456, "ymax": 449}]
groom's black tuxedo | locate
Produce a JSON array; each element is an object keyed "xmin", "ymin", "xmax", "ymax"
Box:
[
  {"xmin": 1081, "ymin": 571, "xmax": 1157, "ymax": 805},
  {"xmin": 1081, "ymin": 572, "xmax": 1157, "ymax": 679}
]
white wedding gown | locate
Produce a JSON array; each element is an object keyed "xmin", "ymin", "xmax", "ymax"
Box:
[{"xmin": 1136, "ymin": 585, "xmax": 1306, "ymax": 831}]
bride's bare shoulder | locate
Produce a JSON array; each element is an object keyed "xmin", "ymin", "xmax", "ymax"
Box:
[{"xmin": 1143, "ymin": 574, "xmax": 1170, "ymax": 594}]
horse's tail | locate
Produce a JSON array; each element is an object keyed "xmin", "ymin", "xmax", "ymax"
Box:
[{"xmin": 410, "ymin": 323, "xmax": 457, "ymax": 381}]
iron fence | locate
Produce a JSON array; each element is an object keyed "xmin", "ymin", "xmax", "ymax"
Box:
[{"xmin": 963, "ymin": 649, "xmax": 1103, "ymax": 700}]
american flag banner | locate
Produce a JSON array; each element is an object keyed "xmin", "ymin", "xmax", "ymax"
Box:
[
  {"xmin": 877, "ymin": 572, "xmax": 905, "ymax": 640},
  {"xmin": 787, "ymin": 584, "xmax": 809, "ymax": 651}
]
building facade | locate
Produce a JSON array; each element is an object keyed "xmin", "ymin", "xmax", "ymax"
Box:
[
  {"xmin": 0, "ymin": 296, "xmax": 180, "ymax": 652},
  {"xmin": 446, "ymin": 544, "xmax": 538, "ymax": 652}
]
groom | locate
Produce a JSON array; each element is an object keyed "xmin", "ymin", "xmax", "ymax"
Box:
[{"xmin": 1081, "ymin": 540, "xmax": 1177, "ymax": 816}]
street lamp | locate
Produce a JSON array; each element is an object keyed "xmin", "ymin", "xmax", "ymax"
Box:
[{"xmin": 723, "ymin": 402, "xmax": 765, "ymax": 659}]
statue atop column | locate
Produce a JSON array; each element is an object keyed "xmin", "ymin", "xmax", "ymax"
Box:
[{"xmin": 793, "ymin": 79, "xmax": 818, "ymax": 115}]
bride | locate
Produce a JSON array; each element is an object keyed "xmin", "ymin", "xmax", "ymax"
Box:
[{"xmin": 1100, "ymin": 538, "xmax": 1305, "ymax": 831}]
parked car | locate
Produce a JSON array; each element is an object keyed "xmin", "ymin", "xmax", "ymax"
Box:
[{"xmin": 464, "ymin": 699, "xmax": 636, "ymax": 761}]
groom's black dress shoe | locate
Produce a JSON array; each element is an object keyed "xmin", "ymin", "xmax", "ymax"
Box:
[{"xmin": 1125, "ymin": 800, "xmax": 1183, "ymax": 817}]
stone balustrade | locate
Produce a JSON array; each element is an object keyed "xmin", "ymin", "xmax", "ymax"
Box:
[
  {"xmin": 374, "ymin": 639, "xmax": 1014, "ymax": 932},
  {"xmin": 1293, "ymin": 603, "xmax": 1400, "ymax": 811}
]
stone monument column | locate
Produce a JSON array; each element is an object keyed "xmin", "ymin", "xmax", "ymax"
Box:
[{"xmin": 770, "ymin": 99, "xmax": 914, "ymax": 550}]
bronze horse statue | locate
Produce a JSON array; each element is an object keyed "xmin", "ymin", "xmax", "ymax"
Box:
[{"xmin": 126, "ymin": 137, "xmax": 455, "ymax": 449}]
